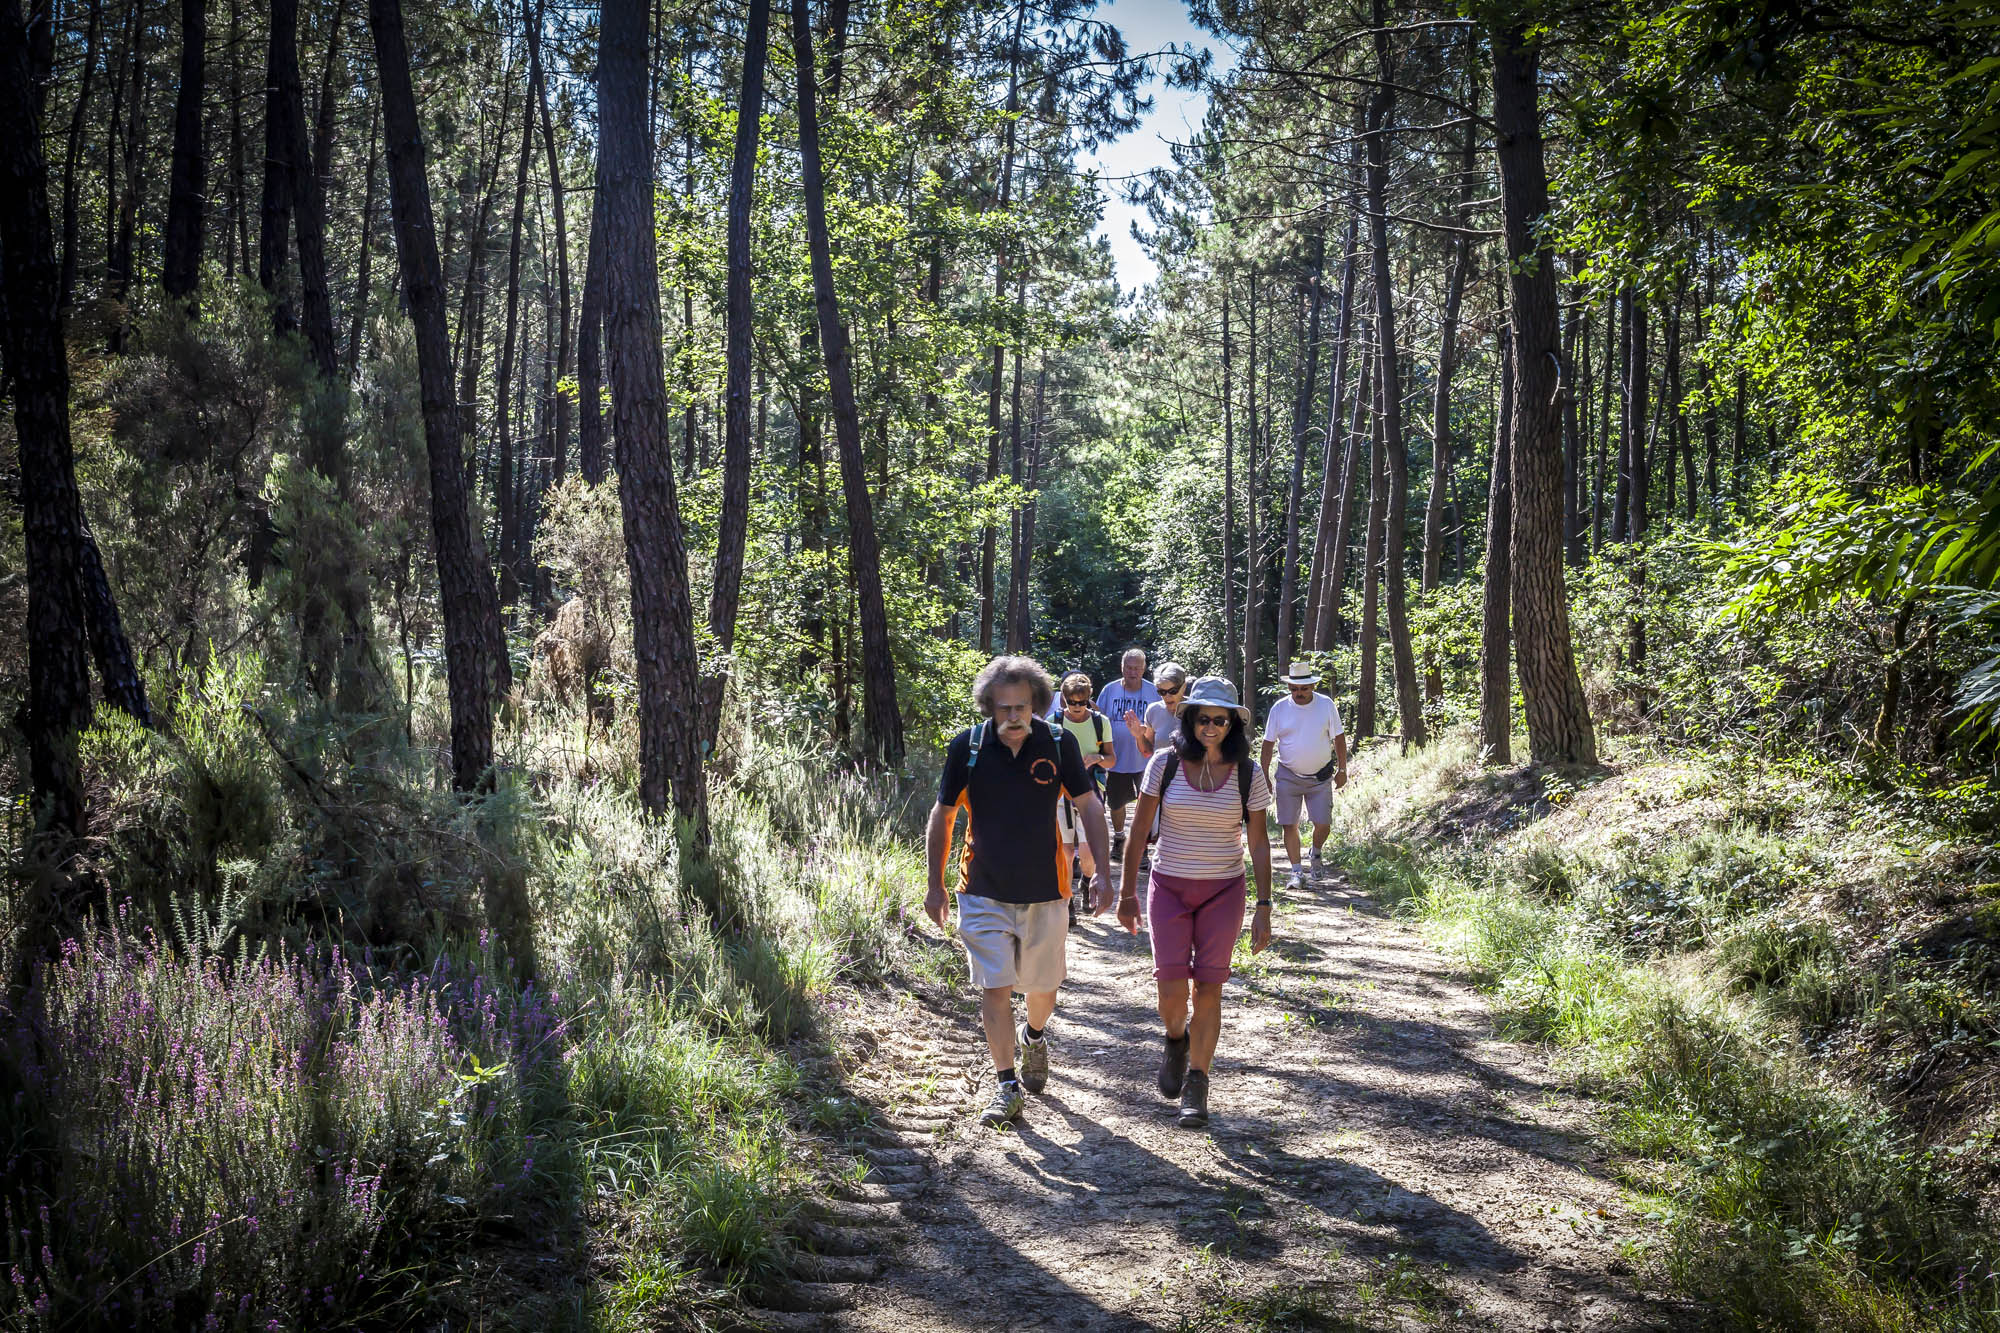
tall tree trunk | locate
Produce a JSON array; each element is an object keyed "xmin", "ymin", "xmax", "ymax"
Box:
[
  {"xmin": 1221, "ymin": 291, "xmax": 1240, "ymax": 684},
  {"xmin": 225, "ymin": 0, "xmax": 246, "ymax": 278},
  {"xmin": 494, "ymin": 95, "xmax": 532, "ymax": 614},
  {"xmin": 526, "ymin": 0, "xmax": 570, "ymax": 483},
  {"xmin": 260, "ymin": 0, "xmax": 300, "ymax": 330},
  {"xmin": 704, "ymin": 0, "xmax": 767, "ymax": 740},
  {"xmin": 57, "ymin": 0, "xmax": 103, "ymax": 307},
  {"xmin": 1276, "ymin": 228, "xmax": 1326, "ymax": 664},
  {"xmin": 1421, "ymin": 59, "xmax": 1476, "ymax": 691},
  {"xmin": 1564, "ymin": 271, "xmax": 1588, "ymax": 566},
  {"xmin": 1242, "ymin": 273, "xmax": 1261, "ymax": 700},
  {"xmin": 1492, "ymin": 24, "xmax": 1596, "ymax": 765},
  {"xmin": 3, "ymin": 0, "xmax": 97, "ymax": 865},
  {"xmin": 1623, "ymin": 286, "xmax": 1649, "ymax": 685},
  {"xmin": 367, "ymin": 0, "xmax": 506, "ymax": 792},
  {"xmin": 595, "ymin": 0, "xmax": 712, "ymax": 839},
  {"xmin": 1363, "ymin": 7, "xmax": 1425, "ymax": 746},
  {"xmin": 978, "ymin": 0, "xmax": 1026, "ymax": 655},
  {"xmin": 1478, "ymin": 326, "xmax": 1513, "ymax": 762},
  {"xmin": 1005, "ymin": 332, "xmax": 1027, "ymax": 653},
  {"xmin": 1357, "ymin": 360, "xmax": 1386, "ymax": 738},
  {"xmin": 162, "ymin": 0, "xmax": 205, "ymax": 300},
  {"xmin": 106, "ymin": 0, "xmax": 145, "ymax": 351},
  {"xmin": 577, "ymin": 181, "xmax": 608, "ymax": 483},
  {"xmin": 794, "ymin": 0, "xmax": 902, "ymax": 767},
  {"xmin": 343, "ymin": 104, "xmax": 377, "ymax": 381},
  {"xmin": 1011, "ymin": 353, "xmax": 1048, "ymax": 652},
  {"xmin": 1304, "ymin": 210, "xmax": 1360, "ymax": 652},
  {"xmin": 1593, "ymin": 289, "xmax": 1613, "ymax": 553},
  {"xmin": 1314, "ymin": 324, "xmax": 1371, "ymax": 650}
]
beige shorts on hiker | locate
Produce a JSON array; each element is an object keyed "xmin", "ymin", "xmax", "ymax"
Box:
[{"xmin": 955, "ymin": 894, "xmax": 1068, "ymax": 993}]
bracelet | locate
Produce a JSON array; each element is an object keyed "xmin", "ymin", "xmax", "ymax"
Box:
[{"xmin": 1255, "ymin": 899, "xmax": 1272, "ymax": 908}]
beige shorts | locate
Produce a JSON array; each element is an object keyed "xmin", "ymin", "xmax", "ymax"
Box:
[{"xmin": 955, "ymin": 894, "xmax": 1069, "ymax": 993}]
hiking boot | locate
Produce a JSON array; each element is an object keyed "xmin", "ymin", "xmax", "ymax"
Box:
[
  {"xmin": 1016, "ymin": 1023, "xmax": 1050, "ymax": 1093},
  {"xmin": 1112, "ymin": 831, "xmax": 1126, "ymax": 862},
  {"xmin": 1178, "ymin": 1069, "xmax": 1210, "ymax": 1128},
  {"xmin": 980, "ymin": 1079, "xmax": 1024, "ymax": 1128},
  {"xmin": 1158, "ymin": 1030, "xmax": 1190, "ymax": 1100}
]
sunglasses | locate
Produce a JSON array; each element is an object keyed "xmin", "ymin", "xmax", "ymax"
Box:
[
  {"xmin": 1192, "ymin": 713, "xmax": 1233, "ymax": 728},
  {"xmin": 1063, "ymin": 696, "xmax": 1091, "ymax": 707},
  {"xmin": 1159, "ymin": 684, "xmax": 1184, "ymax": 696}
]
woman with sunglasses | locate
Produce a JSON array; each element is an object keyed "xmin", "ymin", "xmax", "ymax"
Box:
[{"xmin": 1116, "ymin": 676, "xmax": 1273, "ymax": 1127}]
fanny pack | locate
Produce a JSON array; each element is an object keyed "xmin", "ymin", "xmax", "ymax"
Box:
[{"xmin": 1311, "ymin": 756, "xmax": 1339, "ymax": 782}]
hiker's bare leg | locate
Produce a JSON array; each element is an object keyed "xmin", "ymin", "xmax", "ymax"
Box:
[
  {"xmin": 1157, "ymin": 977, "xmax": 1191, "ymax": 1038},
  {"xmin": 1189, "ymin": 981, "xmax": 1224, "ymax": 1071},
  {"xmin": 980, "ymin": 986, "xmax": 1015, "ymax": 1072},
  {"xmin": 1023, "ymin": 988, "xmax": 1058, "ymax": 1032},
  {"xmin": 1282, "ymin": 823, "xmax": 1303, "ymax": 868},
  {"xmin": 1312, "ymin": 821, "xmax": 1330, "ymax": 854}
]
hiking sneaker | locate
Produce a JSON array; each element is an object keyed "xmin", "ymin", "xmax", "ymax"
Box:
[
  {"xmin": 1288, "ymin": 866, "xmax": 1306, "ymax": 890},
  {"xmin": 1309, "ymin": 846, "xmax": 1325, "ymax": 875},
  {"xmin": 1158, "ymin": 1030, "xmax": 1190, "ymax": 1100},
  {"xmin": 1178, "ymin": 1069, "xmax": 1211, "ymax": 1128},
  {"xmin": 980, "ymin": 1079, "xmax": 1024, "ymax": 1128},
  {"xmin": 1016, "ymin": 1023, "xmax": 1050, "ymax": 1093},
  {"xmin": 1111, "ymin": 831, "xmax": 1126, "ymax": 862}
]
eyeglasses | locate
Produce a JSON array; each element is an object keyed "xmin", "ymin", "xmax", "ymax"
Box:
[
  {"xmin": 1159, "ymin": 684, "xmax": 1183, "ymax": 696},
  {"xmin": 1192, "ymin": 713, "xmax": 1233, "ymax": 728},
  {"xmin": 1063, "ymin": 697, "xmax": 1091, "ymax": 707}
]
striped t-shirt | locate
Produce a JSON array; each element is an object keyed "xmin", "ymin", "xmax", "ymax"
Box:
[{"xmin": 1140, "ymin": 750, "xmax": 1273, "ymax": 880}]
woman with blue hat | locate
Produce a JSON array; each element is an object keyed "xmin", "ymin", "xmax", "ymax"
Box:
[{"xmin": 1115, "ymin": 675, "xmax": 1274, "ymax": 1126}]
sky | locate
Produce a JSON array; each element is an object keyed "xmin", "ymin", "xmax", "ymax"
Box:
[{"xmin": 1073, "ymin": 0, "xmax": 1237, "ymax": 293}]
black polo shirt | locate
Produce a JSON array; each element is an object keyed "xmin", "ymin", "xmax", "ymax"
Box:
[{"xmin": 937, "ymin": 717, "xmax": 1093, "ymax": 904}]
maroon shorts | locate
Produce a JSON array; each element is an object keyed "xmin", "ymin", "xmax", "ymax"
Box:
[{"xmin": 1147, "ymin": 870, "xmax": 1248, "ymax": 984}]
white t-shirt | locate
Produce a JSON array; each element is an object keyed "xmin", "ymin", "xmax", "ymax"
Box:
[
  {"xmin": 1143, "ymin": 699, "xmax": 1180, "ymax": 755},
  {"xmin": 1262, "ymin": 692, "xmax": 1344, "ymax": 777},
  {"xmin": 1140, "ymin": 750, "xmax": 1274, "ymax": 880}
]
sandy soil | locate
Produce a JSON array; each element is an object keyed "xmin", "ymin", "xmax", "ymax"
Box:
[{"xmin": 758, "ymin": 846, "xmax": 1699, "ymax": 1331}]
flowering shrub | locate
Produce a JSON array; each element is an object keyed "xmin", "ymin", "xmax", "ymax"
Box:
[{"xmin": 2, "ymin": 930, "xmax": 562, "ymax": 1328}]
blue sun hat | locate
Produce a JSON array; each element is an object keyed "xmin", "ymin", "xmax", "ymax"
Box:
[{"xmin": 1174, "ymin": 675, "xmax": 1252, "ymax": 723}]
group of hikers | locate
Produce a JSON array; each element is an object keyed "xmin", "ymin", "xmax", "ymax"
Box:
[{"xmin": 925, "ymin": 648, "xmax": 1349, "ymax": 1130}]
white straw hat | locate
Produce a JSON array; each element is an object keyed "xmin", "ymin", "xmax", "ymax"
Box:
[{"xmin": 1279, "ymin": 661, "xmax": 1320, "ymax": 686}]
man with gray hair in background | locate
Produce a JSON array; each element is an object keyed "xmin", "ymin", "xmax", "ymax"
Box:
[{"xmin": 929, "ymin": 656, "xmax": 1113, "ymax": 1126}]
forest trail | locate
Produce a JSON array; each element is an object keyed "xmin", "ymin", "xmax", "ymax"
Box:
[{"xmin": 784, "ymin": 845, "xmax": 1696, "ymax": 1332}]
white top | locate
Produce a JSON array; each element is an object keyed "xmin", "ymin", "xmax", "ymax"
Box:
[
  {"xmin": 1262, "ymin": 692, "xmax": 1344, "ymax": 776},
  {"xmin": 1140, "ymin": 750, "xmax": 1273, "ymax": 880},
  {"xmin": 1143, "ymin": 699, "xmax": 1180, "ymax": 755}
]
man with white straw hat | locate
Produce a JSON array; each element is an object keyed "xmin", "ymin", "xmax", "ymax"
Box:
[{"xmin": 1259, "ymin": 661, "xmax": 1347, "ymax": 888}]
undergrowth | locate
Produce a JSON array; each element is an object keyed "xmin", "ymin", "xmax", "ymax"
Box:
[
  {"xmin": 1328, "ymin": 731, "xmax": 2000, "ymax": 1333},
  {"xmin": 0, "ymin": 664, "xmax": 947, "ymax": 1330}
]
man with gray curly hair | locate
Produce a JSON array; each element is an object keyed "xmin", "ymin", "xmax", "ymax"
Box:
[{"xmin": 928, "ymin": 656, "xmax": 1113, "ymax": 1127}]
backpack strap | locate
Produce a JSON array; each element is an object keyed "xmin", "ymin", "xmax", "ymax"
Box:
[
  {"xmin": 965, "ymin": 721, "xmax": 987, "ymax": 771},
  {"xmin": 1160, "ymin": 753, "xmax": 1179, "ymax": 800},
  {"xmin": 1092, "ymin": 712, "xmax": 1106, "ymax": 746}
]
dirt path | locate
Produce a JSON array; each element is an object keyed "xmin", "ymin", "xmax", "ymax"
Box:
[{"xmin": 788, "ymin": 850, "xmax": 1694, "ymax": 1332}]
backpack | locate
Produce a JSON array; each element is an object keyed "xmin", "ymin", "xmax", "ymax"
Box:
[
  {"xmin": 1158, "ymin": 752, "xmax": 1255, "ymax": 823},
  {"xmin": 964, "ymin": 715, "xmax": 1056, "ymax": 773}
]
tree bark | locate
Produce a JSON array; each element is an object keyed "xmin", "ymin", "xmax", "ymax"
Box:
[
  {"xmin": 1362, "ymin": 8, "xmax": 1425, "ymax": 747},
  {"xmin": 577, "ymin": 180, "xmax": 607, "ymax": 483},
  {"xmin": 1276, "ymin": 228, "xmax": 1325, "ymax": 664},
  {"xmin": 1303, "ymin": 210, "xmax": 1359, "ymax": 652},
  {"xmin": 1421, "ymin": 57, "xmax": 1476, "ymax": 693},
  {"xmin": 105, "ymin": 0, "xmax": 145, "ymax": 351},
  {"xmin": 1478, "ymin": 326, "xmax": 1512, "ymax": 762},
  {"xmin": 1357, "ymin": 359, "xmax": 1386, "ymax": 738},
  {"xmin": 1221, "ymin": 292, "xmax": 1240, "ymax": 684},
  {"xmin": 978, "ymin": 0, "xmax": 1026, "ymax": 655},
  {"xmin": 1492, "ymin": 23, "xmax": 1597, "ymax": 765},
  {"xmin": 598, "ymin": 0, "xmax": 713, "ymax": 834},
  {"xmin": 1313, "ymin": 324, "xmax": 1371, "ymax": 650},
  {"xmin": 525, "ymin": 0, "xmax": 571, "ymax": 483},
  {"xmin": 794, "ymin": 0, "xmax": 902, "ymax": 767},
  {"xmin": 367, "ymin": 0, "xmax": 506, "ymax": 793},
  {"xmin": 705, "ymin": 0, "xmax": 768, "ymax": 738},
  {"xmin": 162, "ymin": 0, "xmax": 205, "ymax": 301},
  {"xmin": 494, "ymin": 92, "xmax": 532, "ymax": 613},
  {"xmin": 57, "ymin": 0, "xmax": 103, "ymax": 307},
  {"xmin": 1242, "ymin": 273, "xmax": 1261, "ymax": 700},
  {"xmin": 343, "ymin": 104, "xmax": 377, "ymax": 381},
  {"xmin": 260, "ymin": 0, "xmax": 299, "ymax": 330}
]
